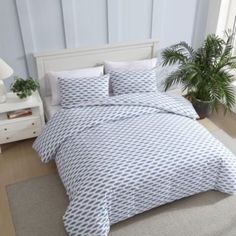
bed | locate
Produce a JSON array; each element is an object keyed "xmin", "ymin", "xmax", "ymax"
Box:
[
  {"xmin": 33, "ymin": 41, "xmax": 236, "ymax": 236},
  {"xmin": 43, "ymin": 96, "xmax": 61, "ymax": 120}
]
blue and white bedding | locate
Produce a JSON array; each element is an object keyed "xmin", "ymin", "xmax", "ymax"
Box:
[{"xmin": 33, "ymin": 92, "xmax": 236, "ymax": 236}]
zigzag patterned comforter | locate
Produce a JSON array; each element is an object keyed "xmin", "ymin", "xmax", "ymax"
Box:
[{"xmin": 33, "ymin": 92, "xmax": 236, "ymax": 236}]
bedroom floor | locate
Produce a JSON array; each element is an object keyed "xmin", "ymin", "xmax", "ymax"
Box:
[
  {"xmin": 0, "ymin": 140, "xmax": 57, "ymax": 236},
  {"xmin": 1, "ymin": 111, "xmax": 236, "ymax": 236}
]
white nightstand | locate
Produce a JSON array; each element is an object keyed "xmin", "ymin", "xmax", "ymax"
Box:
[{"xmin": 0, "ymin": 91, "xmax": 45, "ymax": 153}]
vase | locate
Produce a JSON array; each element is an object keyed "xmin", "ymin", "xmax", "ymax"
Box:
[{"xmin": 192, "ymin": 98, "xmax": 213, "ymax": 119}]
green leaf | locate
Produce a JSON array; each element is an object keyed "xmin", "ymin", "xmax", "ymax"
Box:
[
  {"xmin": 161, "ymin": 31, "xmax": 236, "ymax": 112},
  {"xmin": 10, "ymin": 76, "xmax": 40, "ymax": 99}
]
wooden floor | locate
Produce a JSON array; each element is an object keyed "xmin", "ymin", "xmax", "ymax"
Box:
[
  {"xmin": 0, "ymin": 140, "xmax": 57, "ymax": 236},
  {"xmin": 0, "ymin": 111, "xmax": 236, "ymax": 236},
  {"xmin": 210, "ymin": 110, "xmax": 236, "ymax": 139}
]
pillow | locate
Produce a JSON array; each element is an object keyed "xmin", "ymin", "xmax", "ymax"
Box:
[
  {"xmin": 110, "ymin": 69, "xmax": 157, "ymax": 95},
  {"xmin": 59, "ymin": 75, "xmax": 109, "ymax": 109},
  {"xmin": 47, "ymin": 66, "xmax": 104, "ymax": 105},
  {"xmin": 104, "ymin": 58, "xmax": 157, "ymax": 73}
]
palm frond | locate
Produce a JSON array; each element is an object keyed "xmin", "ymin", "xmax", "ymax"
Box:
[
  {"xmin": 161, "ymin": 32, "xmax": 236, "ymax": 112},
  {"xmin": 170, "ymin": 41, "xmax": 195, "ymax": 58},
  {"xmin": 161, "ymin": 48, "xmax": 187, "ymax": 66},
  {"xmin": 163, "ymin": 69, "xmax": 184, "ymax": 91}
]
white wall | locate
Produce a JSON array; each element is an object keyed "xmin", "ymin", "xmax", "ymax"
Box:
[
  {"xmin": 205, "ymin": 0, "xmax": 222, "ymax": 35},
  {"xmin": 0, "ymin": 0, "xmax": 208, "ymax": 89},
  {"xmin": 0, "ymin": 0, "xmax": 28, "ymax": 87}
]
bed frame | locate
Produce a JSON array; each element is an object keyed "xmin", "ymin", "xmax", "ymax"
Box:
[{"xmin": 34, "ymin": 40, "xmax": 158, "ymax": 97}]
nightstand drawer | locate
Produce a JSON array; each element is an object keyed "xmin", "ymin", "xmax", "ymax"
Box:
[
  {"xmin": 0, "ymin": 117, "xmax": 41, "ymax": 144},
  {"xmin": 0, "ymin": 117, "xmax": 41, "ymax": 133},
  {"xmin": 0, "ymin": 128, "xmax": 40, "ymax": 144}
]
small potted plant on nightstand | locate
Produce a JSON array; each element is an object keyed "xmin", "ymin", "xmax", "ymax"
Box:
[
  {"xmin": 162, "ymin": 32, "xmax": 236, "ymax": 119},
  {"xmin": 11, "ymin": 76, "xmax": 39, "ymax": 99}
]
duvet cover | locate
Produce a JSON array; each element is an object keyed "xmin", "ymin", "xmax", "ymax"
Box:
[{"xmin": 33, "ymin": 92, "xmax": 236, "ymax": 236}]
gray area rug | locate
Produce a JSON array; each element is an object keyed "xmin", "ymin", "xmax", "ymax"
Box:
[{"xmin": 7, "ymin": 129, "xmax": 236, "ymax": 236}]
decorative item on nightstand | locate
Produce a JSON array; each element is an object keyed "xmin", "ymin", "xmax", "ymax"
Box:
[
  {"xmin": 11, "ymin": 76, "xmax": 39, "ymax": 99},
  {"xmin": 0, "ymin": 58, "xmax": 13, "ymax": 103}
]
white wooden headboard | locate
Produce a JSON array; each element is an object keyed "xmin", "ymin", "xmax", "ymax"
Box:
[{"xmin": 34, "ymin": 40, "xmax": 158, "ymax": 97}]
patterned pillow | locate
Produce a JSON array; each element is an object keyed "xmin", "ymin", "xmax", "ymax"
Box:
[
  {"xmin": 47, "ymin": 66, "xmax": 104, "ymax": 105},
  {"xmin": 59, "ymin": 75, "xmax": 109, "ymax": 108},
  {"xmin": 110, "ymin": 69, "xmax": 157, "ymax": 95}
]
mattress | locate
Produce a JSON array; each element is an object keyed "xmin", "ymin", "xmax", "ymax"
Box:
[{"xmin": 44, "ymin": 96, "xmax": 61, "ymax": 120}]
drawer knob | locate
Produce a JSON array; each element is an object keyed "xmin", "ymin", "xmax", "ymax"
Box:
[
  {"xmin": 32, "ymin": 122, "xmax": 35, "ymax": 126},
  {"xmin": 4, "ymin": 128, "xmax": 7, "ymax": 131},
  {"xmin": 33, "ymin": 131, "xmax": 36, "ymax": 134},
  {"xmin": 6, "ymin": 137, "xmax": 9, "ymax": 140}
]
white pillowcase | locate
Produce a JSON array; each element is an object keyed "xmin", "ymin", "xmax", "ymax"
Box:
[
  {"xmin": 104, "ymin": 58, "xmax": 157, "ymax": 73},
  {"xmin": 47, "ymin": 66, "xmax": 104, "ymax": 105}
]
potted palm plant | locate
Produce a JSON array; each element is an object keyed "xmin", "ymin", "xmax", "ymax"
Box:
[{"xmin": 162, "ymin": 32, "xmax": 236, "ymax": 119}]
